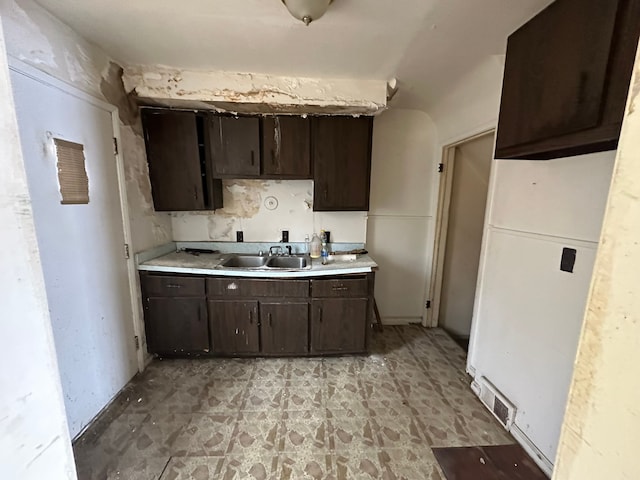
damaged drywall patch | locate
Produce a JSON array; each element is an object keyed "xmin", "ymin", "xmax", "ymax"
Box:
[
  {"xmin": 206, "ymin": 216, "xmax": 237, "ymax": 240},
  {"xmin": 6, "ymin": 2, "xmax": 57, "ymax": 70},
  {"xmin": 216, "ymin": 179, "xmax": 269, "ymax": 218},
  {"xmin": 123, "ymin": 65, "xmax": 387, "ymax": 115},
  {"xmin": 100, "ymin": 61, "xmax": 141, "ymax": 132}
]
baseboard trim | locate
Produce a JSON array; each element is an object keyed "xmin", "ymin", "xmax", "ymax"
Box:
[
  {"xmin": 509, "ymin": 423, "xmax": 553, "ymax": 477},
  {"xmin": 381, "ymin": 317, "xmax": 423, "ymax": 325}
]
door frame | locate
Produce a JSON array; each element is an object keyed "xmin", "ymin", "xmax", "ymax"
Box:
[
  {"xmin": 8, "ymin": 58, "xmax": 145, "ymax": 372},
  {"xmin": 425, "ymin": 129, "xmax": 495, "ymax": 328}
]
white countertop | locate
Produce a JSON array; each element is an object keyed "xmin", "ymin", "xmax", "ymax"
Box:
[{"xmin": 138, "ymin": 251, "xmax": 378, "ymax": 278}]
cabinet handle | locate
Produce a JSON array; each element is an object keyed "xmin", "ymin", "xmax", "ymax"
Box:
[
  {"xmin": 193, "ymin": 186, "xmax": 198, "ymax": 200},
  {"xmin": 235, "ymin": 328, "xmax": 239, "ymax": 335},
  {"xmin": 318, "ymin": 307, "xmax": 323, "ymax": 323},
  {"xmin": 324, "ymin": 187, "xmax": 328, "ymax": 200},
  {"xmin": 332, "ymin": 286, "xmax": 348, "ymax": 291},
  {"xmin": 165, "ymin": 284, "xmax": 183, "ymax": 288},
  {"xmin": 250, "ymin": 150, "xmax": 255, "ymax": 166},
  {"xmin": 249, "ymin": 309, "xmax": 253, "ymax": 324},
  {"xmin": 268, "ymin": 313, "xmax": 273, "ymax": 327}
]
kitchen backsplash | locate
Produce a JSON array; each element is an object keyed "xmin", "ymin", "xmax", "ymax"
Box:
[{"xmin": 170, "ymin": 179, "xmax": 368, "ymax": 243}]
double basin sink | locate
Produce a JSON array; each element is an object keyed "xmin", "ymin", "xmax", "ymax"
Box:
[{"xmin": 218, "ymin": 254, "xmax": 311, "ymax": 270}]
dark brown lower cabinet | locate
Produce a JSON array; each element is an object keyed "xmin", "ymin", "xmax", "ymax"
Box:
[
  {"xmin": 145, "ymin": 296, "xmax": 209, "ymax": 354},
  {"xmin": 208, "ymin": 300, "xmax": 259, "ymax": 355},
  {"xmin": 260, "ymin": 302, "xmax": 309, "ymax": 355},
  {"xmin": 311, "ymin": 298, "xmax": 368, "ymax": 354},
  {"xmin": 141, "ymin": 272, "xmax": 373, "ymax": 357}
]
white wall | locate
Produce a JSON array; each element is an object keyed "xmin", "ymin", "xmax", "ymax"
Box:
[
  {"xmin": 367, "ymin": 108, "xmax": 438, "ymax": 323},
  {"xmin": 0, "ymin": 23, "xmax": 76, "ymax": 480},
  {"xmin": 1, "ymin": 0, "xmax": 171, "ymax": 435},
  {"xmin": 172, "ymin": 180, "xmax": 368, "ymax": 243},
  {"xmin": 1, "ymin": 0, "xmax": 173, "ymax": 253},
  {"xmin": 470, "ymin": 153, "xmax": 614, "ymax": 467},
  {"xmin": 553, "ymin": 43, "xmax": 640, "ymax": 480},
  {"xmin": 427, "ymin": 53, "xmax": 615, "ymax": 470}
]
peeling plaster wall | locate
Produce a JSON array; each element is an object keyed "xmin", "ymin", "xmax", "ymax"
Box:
[
  {"xmin": 427, "ymin": 54, "xmax": 615, "ymax": 469},
  {"xmin": 1, "ymin": 0, "xmax": 173, "ymax": 253},
  {"xmin": 123, "ymin": 64, "xmax": 388, "ymax": 115},
  {"xmin": 0, "ymin": 23, "xmax": 76, "ymax": 480},
  {"xmin": 553, "ymin": 43, "xmax": 640, "ymax": 480},
  {"xmin": 172, "ymin": 180, "xmax": 367, "ymax": 243},
  {"xmin": 1, "ymin": 0, "xmax": 171, "ymax": 437}
]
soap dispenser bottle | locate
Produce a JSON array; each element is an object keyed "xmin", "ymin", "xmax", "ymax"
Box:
[{"xmin": 310, "ymin": 233, "xmax": 321, "ymax": 259}]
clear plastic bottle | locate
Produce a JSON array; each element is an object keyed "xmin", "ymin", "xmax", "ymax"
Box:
[
  {"xmin": 310, "ymin": 233, "xmax": 321, "ymax": 258},
  {"xmin": 304, "ymin": 234, "xmax": 310, "ymax": 255},
  {"xmin": 320, "ymin": 230, "xmax": 329, "ymax": 265}
]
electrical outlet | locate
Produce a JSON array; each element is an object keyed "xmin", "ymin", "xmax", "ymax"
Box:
[
  {"xmin": 282, "ymin": 230, "xmax": 289, "ymax": 242},
  {"xmin": 236, "ymin": 231, "xmax": 243, "ymax": 242}
]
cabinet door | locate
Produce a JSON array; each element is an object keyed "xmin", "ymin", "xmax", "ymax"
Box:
[
  {"xmin": 311, "ymin": 298, "xmax": 368, "ymax": 354},
  {"xmin": 262, "ymin": 116, "xmax": 311, "ymax": 177},
  {"xmin": 210, "ymin": 115, "xmax": 261, "ymax": 177},
  {"xmin": 144, "ymin": 297, "xmax": 209, "ymax": 354},
  {"xmin": 495, "ymin": 0, "xmax": 630, "ymax": 159},
  {"xmin": 312, "ymin": 116, "xmax": 373, "ymax": 211},
  {"xmin": 208, "ymin": 300, "xmax": 259, "ymax": 354},
  {"xmin": 260, "ymin": 302, "xmax": 309, "ymax": 354},
  {"xmin": 142, "ymin": 110, "xmax": 205, "ymax": 211}
]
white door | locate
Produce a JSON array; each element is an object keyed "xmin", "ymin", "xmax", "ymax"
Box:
[{"xmin": 10, "ymin": 66, "xmax": 137, "ymax": 437}]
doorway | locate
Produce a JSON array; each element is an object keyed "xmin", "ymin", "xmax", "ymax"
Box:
[{"xmin": 428, "ymin": 131, "xmax": 494, "ymax": 351}]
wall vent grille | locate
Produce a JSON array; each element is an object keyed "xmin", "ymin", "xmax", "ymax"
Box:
[{"xmin": 475, "ymin": 376, "xmax": 516, "ymax": 429}]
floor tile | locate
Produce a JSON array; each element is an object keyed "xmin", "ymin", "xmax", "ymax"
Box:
[
  {"xmin": 281, "ymin": 410, "xmax": 328, "ymax": 452},
  {"xmin": 120, "ymin": 412, "xmax": 191, "ymax": 459},
  {"xmin": 333, "ymin": 451, "xmax": 385, "ymax": 480},
  {"xmin": 172, "ymin": 413, "xmax": 238, "ymax": 456},
  {"xmin": 199, "ymin": 380, "xmax": 247, "ymax": 413},
  {"xmin": 160, "ymin": 456, "xmax": 222, "ymax": 480},
  {"xmin": 328, "ymin": 411, "xmax": 377, "ymax": 452},
  {"xmin": 276, "ymin": 451, "xmax": 333, "ymax": 480},
  {"xmin": 74, "ymin": 327, "xmax": 517, "ymax": 479},
  {"xmin": 217, "ymin": 454, "xmax": 278, "ymax": 480},
  {"xmin": 228, "ymin": 411, "xmax": 282, "ymax": 455},
  {"xmin": 378, "ymin": 448, "xmax": 444, "ymax": 480}
]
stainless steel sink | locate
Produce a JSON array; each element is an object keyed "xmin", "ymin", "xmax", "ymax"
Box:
[
  {"xmin": 220, "ymin": 255, "xmax": 268, "ymax": 268},
  {"xmin": 267, "ymin": 256, "xmax": 309, "ymax": 269},
  {"xmin": 219, "ymin": 254, "xmax": 311, "ymax": 270}
]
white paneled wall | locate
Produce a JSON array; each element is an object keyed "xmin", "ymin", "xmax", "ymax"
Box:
[
  {"xmin": 469, "ymin": 151, "xmax": 616, "ymax": 467},
  {"xmin": 367, "ymin": 108, "xmax": 438, "ymax": 324}
]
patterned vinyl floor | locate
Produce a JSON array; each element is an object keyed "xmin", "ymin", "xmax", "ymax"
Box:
[{"xmin": 73, "ymin": 326, "xmax": 513, "ymax": 479}]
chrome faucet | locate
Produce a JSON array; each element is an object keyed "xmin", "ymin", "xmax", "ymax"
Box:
[{"xmin": 269, "ymin": 245, "xmax": 283, "ymax": 256}]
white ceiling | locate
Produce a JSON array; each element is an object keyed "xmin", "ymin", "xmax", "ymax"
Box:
[{"xmin": 35, "ymin": 0, "xmax": 552, "ymax": 111}]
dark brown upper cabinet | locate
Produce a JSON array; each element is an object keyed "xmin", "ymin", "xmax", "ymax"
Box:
[
  {"xmin": 210, "ymin": 115, "xmax": 261, "ymax": 177},
  {"xmin": 312, "ymin": 116, "xmax": 373, "ymax": 211},
  {"xmin": 262, "ymin": 116, "xmax": 312, "ymax": 178},
  {"xmin": 141, "ymin": 109, "xmax": 223, "ymax": 211},
  {"xmin": 495, "ymin": 0, "xmax": 640, "ymax": 160}
]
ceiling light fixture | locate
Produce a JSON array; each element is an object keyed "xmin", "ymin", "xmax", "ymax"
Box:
[{"xmin": 281, "ymin": 0, "xmax": 333, "ymax": 26}]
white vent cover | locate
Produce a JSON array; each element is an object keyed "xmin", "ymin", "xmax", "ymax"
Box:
[{"xmin": 472, "ymin": 376, "xmax": 516, "ymax": 429}]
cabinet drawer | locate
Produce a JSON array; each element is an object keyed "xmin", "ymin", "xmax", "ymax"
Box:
[
  {"xmin": 141, "ymin": 274, "xmax": 205, "ymax": 297},
  {"xmin": 311, "ymin": 277, "xmax": 368, "ymax": 298},
  {"xmin": 207, "ymin": 278, "xmax": 309, "ymax": 297}
]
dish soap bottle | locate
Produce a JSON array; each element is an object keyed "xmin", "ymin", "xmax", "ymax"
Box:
[{"xmin": 310, "ymin": 233, "xmax": 321, "ymax": 259}]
